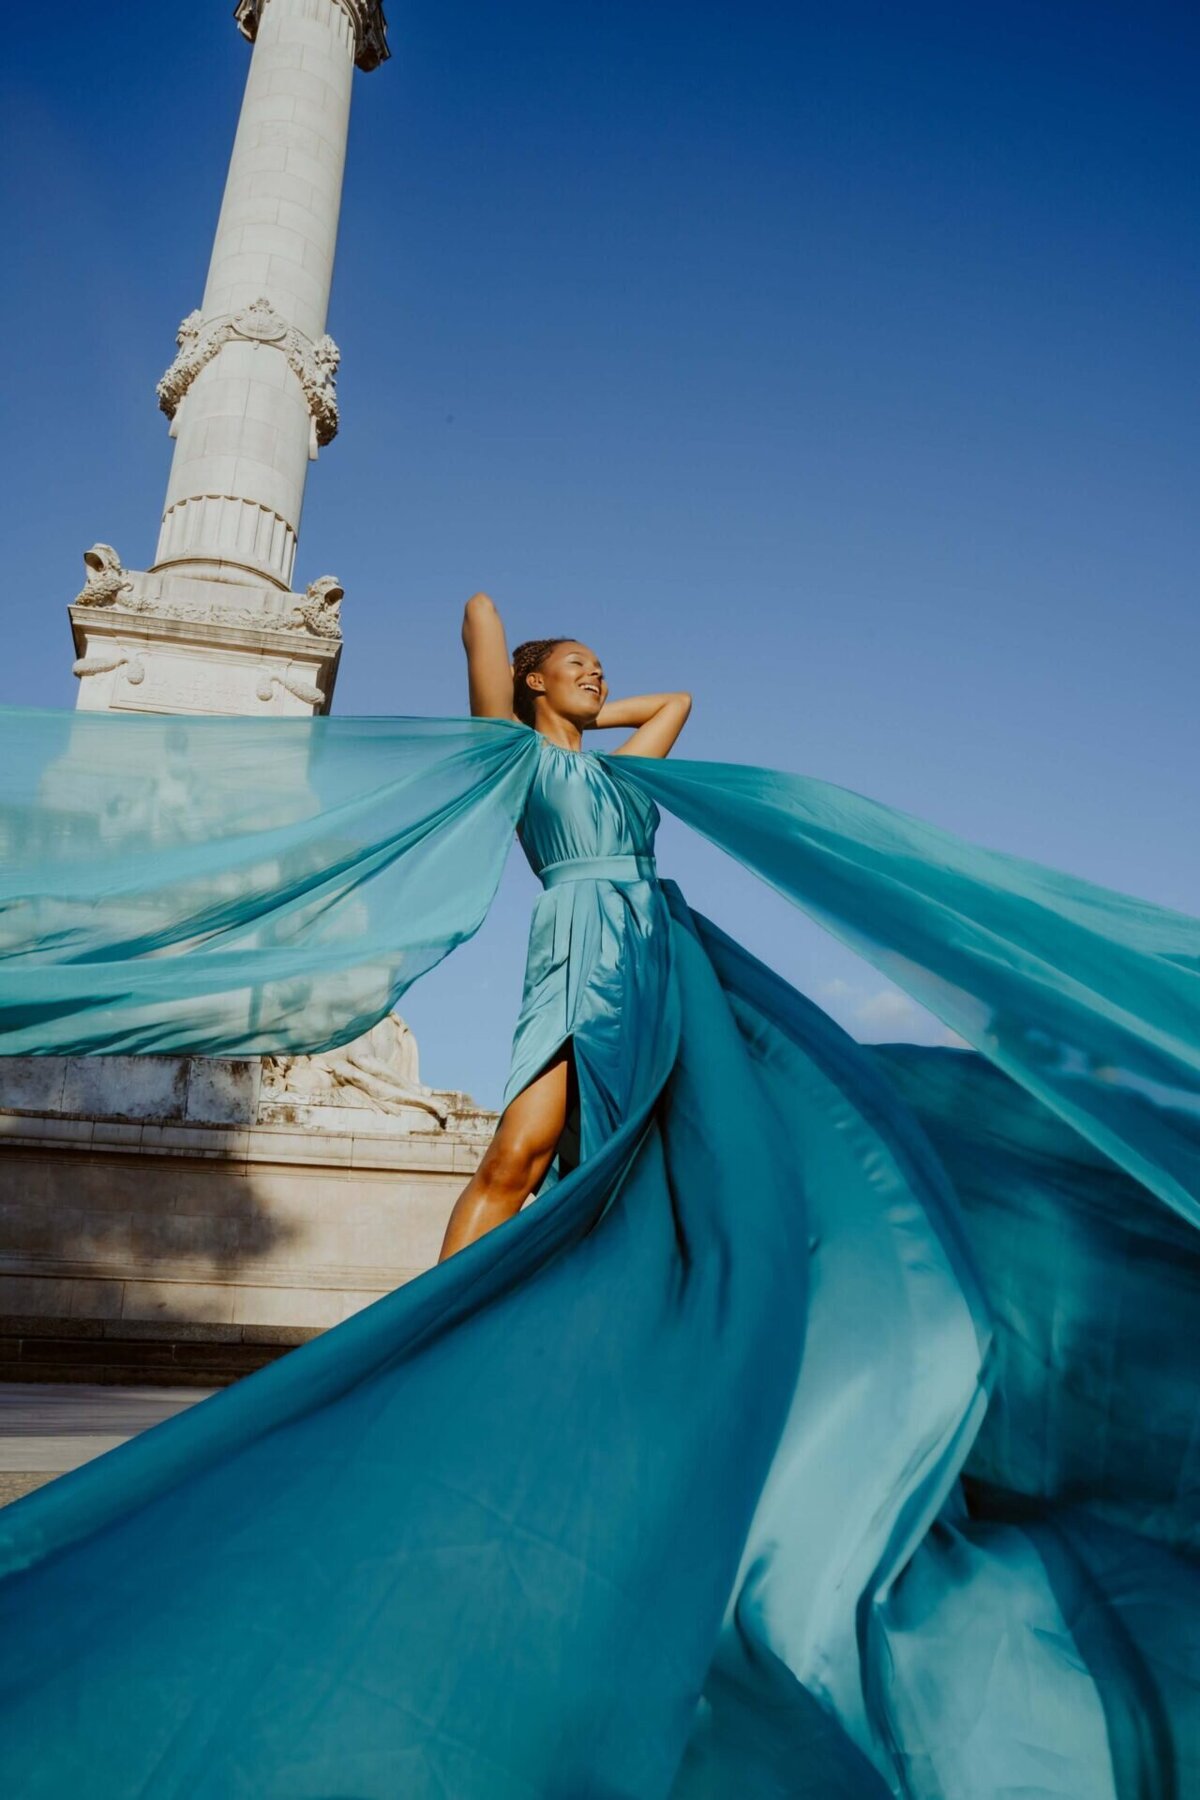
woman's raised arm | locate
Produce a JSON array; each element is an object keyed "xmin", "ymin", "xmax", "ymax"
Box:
[
  {"xmin": 600, "ymin": 692, "xmax": 693, "ymax": 759},
  {"xmin": 462, "ymin": 592, "xmax": 516, "ymax": 720}
]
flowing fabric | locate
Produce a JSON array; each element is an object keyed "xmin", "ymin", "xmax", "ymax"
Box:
[
  {"xmin": 0, "ymin": 708, "xmax": 1196, "ymax": 1798},
  {"xmin": 618, "ymin": 754, "xmax": 1200, "ymax": 1228},
  {"xmin": 0, "ymin": 710, "xmax": 538, "ymax": 1056}
]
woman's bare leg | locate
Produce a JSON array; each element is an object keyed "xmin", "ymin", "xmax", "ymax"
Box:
[{"xmin": 437, "ymin": 1050, "xmax": 571, "ymax": 1262}]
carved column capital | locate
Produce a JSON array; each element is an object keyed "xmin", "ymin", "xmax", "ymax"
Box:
[{"xmin": 234, "ymin": 0, "xmax": 390, "ymax": 72}]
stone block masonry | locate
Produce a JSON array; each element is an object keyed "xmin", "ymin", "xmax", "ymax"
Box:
[
  {"xmin": 0, "ymin": 1035, "xmax": 493, "ymax": 1385},
  {"xmin": 2, "ymin": 2, "xmax": 505, "ymax": 1376}
]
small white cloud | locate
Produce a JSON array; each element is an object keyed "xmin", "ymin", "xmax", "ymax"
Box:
[
  {"xmin": 821, "ymin": 979, "xmax": 967, "ymax": 1048},
  {"xmin": 820, "ymin": 977, "xmax": 855, "ymax": 1002},
  {"xmin": 855, "ymin": 989, "xmax": 922, "ymax": 1033}
]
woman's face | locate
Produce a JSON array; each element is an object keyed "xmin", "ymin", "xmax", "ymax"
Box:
[{"xmin": 527, "ymin": 641, "xmax": 607, "ymax": 723}]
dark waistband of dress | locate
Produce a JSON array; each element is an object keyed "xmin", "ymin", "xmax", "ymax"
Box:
[{"xmin": 538, "ymin": 854, "xmax": 657, "ymax": 889}]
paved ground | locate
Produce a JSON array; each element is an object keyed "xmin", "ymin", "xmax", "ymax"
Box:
[{"xmin": 0, "ymin": 1382, "xmax": 211, "ymax": 1506}]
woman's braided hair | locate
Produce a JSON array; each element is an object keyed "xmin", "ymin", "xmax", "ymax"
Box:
[{"xmin": 511, "ymin": 638, "xmax": 571, "ymax": 725}]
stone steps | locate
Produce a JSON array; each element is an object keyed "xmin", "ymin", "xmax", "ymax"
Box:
[{"xmin": 0, "ymin": 1314, "xmax": 313, "ymax": 1387}]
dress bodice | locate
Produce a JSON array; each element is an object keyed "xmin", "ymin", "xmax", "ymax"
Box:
[{"xmin": 516, "ymin": 737, "xmax": 660, "ymax": 880}]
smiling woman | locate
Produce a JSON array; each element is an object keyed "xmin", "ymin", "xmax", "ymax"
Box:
[
  {"xmin": 0, "ymin": 646, "xmax": 1196, "ymax": 1797},
  {"xmin": 438, "ymin": 593, "xmax": 692, "ymax": 1262},
  {"xmin": 461, "ymin": 592, "xmax": 693, "ymax": 756}
]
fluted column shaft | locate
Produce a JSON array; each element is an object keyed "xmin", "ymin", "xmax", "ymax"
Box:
[{"xmin": 153, "ymin": 0, "xmax": 364, "ymax": 591}]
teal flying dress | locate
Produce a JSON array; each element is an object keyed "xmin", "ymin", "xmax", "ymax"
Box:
[{"xmin": 0, "ymin": 708, "xmax": 1196, "ymax": 1799}]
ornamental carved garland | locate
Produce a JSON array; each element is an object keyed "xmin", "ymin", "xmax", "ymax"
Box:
[
  {"xmin": 72, "ymin": 649, "xmax": 146, "ymax": 684},
  {"xmin": 156, "ymin": 298, "xmax": 341, "ymax": 447},
  {"xmin": 255, "ymin": 667, "xmax": 327, "ymax": 708},
  {"xmin": 285, "ymin": 331, "xmax": 340, "ymax": 449}
]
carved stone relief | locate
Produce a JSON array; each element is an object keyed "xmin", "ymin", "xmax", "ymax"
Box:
[
  {"xmin": 283, "ymin": 577, "xmax": 344, "ymax": 639},
  {"xmin": 288, "ymin": 333, "xmax": 340, "ymax": 455},
  {"xmin": 255, "ymin": 667, "xmax": 327, "ymax": 708},
  {"xmin": 75, "ymin": 545, "xmax": 137, "ymax": 609},
  {"xmin": 72, "ymin": 649, "xmax": 147, "ymax": 684},
  {"xmin": 156, "ymin": 299, "xmax": 341, "ymax": 447},
  {"xmin": 132, "ymin": 595, "xmax": 288, "ymax": 631},
  {"xmin": 261, "ymin": 1014, "xmax": 450, "ymax": 1126},
  {"xmin": 71, "ymin": 552, "xmax": 344, "ymax": 643},
  {"xmin": 234, "ymin": 0, "xmax": 390, "ymax": 73}
]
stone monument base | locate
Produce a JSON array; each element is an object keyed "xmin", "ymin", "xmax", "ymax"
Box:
[{"xmin": 0, "ymin": 1025, "xmax": 495, "ymax": 1385}]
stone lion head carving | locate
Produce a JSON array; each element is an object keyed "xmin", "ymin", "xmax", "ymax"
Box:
[{"xmin": 76, "ymin": 544, "xmax": 134, "ymax": 608}]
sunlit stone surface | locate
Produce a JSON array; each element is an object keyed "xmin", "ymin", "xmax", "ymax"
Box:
[
  {"xmin": 2, "ymin": 2, "xmax": 496, "ymax": 1377},
  {"xmin": 0, "ymin": 1027, "xmax": 493, "ymax": 1383}
]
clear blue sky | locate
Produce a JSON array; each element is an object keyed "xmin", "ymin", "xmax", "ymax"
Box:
[{"xmin": 3, "ymin": 1, "xmax": 1196, "ymax": 1105}]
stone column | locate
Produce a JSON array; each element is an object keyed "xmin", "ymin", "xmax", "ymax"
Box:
[
  {"xmin": 6, "ymin": 1, "xmax": 499, "ymax": 1378},
  {"xmin": 152, "ymin": 0, "xmax": 388, "ymax": 593}
]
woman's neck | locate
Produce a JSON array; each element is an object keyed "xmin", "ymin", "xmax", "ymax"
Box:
[{"xmin": 534, "ymin": 712, "xmax": 584, "ymax": 752}]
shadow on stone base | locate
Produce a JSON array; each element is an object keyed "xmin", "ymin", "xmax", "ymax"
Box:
[{"xmin": 0, "ymin": 1314, "xmax": 318, "ymax": 1388}]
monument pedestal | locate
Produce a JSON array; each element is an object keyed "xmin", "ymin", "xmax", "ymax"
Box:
[
  {"xmin": 70, "ymin": 553, "xmax": 344, "ymax": 717},
  {"xmin": 0, "ymin": 1029, "xmax": 494, "ymax": 1386}
]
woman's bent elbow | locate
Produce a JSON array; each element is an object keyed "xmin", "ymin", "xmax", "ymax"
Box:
[{"xmin": 463, "ymin": 591, "xmax": 497, "ymax": 624}]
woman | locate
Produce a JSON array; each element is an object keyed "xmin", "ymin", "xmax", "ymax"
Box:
[
  {"xmin": 0, "ymin": 617, "xmax": 1195, "ymax": 1800},
  {"xmin": 439, "ymin": 593, "xmax": 691, "ymax": 1262}
]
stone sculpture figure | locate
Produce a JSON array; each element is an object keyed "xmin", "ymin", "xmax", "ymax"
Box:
[
  {"xmin": 262, "ymin": 1012, "xmax": 450, "ymax": 1126},
  {"xmin": 75, "ymin": 545, "xmax": 135, "ymax": 609},
  {"xmin": 285, "ymin": 577, "xmax": 345, "ymax": 639}
]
